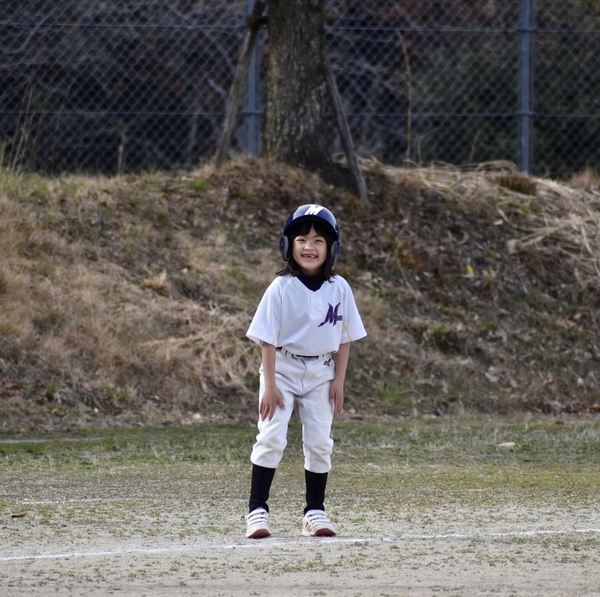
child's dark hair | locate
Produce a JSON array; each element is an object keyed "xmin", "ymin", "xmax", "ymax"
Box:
[{"xmin": 278, "ymin": 219, "xmax": 336, "ymax": 280}]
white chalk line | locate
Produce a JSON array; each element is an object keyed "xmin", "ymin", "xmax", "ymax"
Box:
[{"xmin": 1, "ymin": 528, "xmax": 599, "ymax": 563}]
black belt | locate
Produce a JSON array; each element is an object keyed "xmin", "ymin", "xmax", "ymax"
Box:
[{"xmin": 276, "ymin": 347, "xmax": 323, "ymax": 360}]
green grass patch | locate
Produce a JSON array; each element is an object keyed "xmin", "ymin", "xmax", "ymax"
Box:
[{"xmin": 1, "ymin": 416, "xmax": 598, "ymax": 507}]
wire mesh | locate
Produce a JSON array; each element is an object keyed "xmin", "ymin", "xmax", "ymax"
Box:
[
  {"xmin": 0, "ymin": 1, "xmax": 247, "ymax": 174},
  {"xmin": 0, "ymin": 1, "xmax": 599, "ymax": 178}
]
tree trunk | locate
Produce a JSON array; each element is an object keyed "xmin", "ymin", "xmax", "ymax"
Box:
[{"xmin": 263, "ymin": 0, "xmax": 332, "ymax": 175}]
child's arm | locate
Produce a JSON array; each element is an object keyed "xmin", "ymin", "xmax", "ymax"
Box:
[
  {"xmin": 259, "ymin": 342, "xmax": 285, "ymax": 421},
  {"xmin": 330, "ymin": 342, "xmax": 351, "ymax": 416}
]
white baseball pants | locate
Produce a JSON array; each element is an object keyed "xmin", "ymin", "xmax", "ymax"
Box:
[{"xmin": 250, "ymin": 350, "xmax": 336, "ymax": 474}]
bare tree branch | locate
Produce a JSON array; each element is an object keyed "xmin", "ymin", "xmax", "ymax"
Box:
[{"xmin": 214, "ymin": 0, "xmax": 266, "ymax": 168}]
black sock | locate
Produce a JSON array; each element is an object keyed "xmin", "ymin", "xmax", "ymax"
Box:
[
  {"xmin": 249, "ymin": 464, "xmax": 276, "ymax": 513},
  {"xmin": 304, "ymin": 469, "xmax": 328, "ymax": 514}
]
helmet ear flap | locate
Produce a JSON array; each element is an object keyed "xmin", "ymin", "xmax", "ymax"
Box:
[
  {"xmin": 279, "ymin": 235, "xmax": 289, "ymax": 261},
  {"xmin": 331, "ymin": 240, "xmax": 342, "ymax": 265}
]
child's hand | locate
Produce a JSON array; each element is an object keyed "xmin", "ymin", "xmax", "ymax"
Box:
[
  {"xmin": 259, "ymin": 387, "xmax": 285, "ymax": 421},
  {"xmin": 330, "ymin": 379, "xmax": 344, "ymax": 416}
]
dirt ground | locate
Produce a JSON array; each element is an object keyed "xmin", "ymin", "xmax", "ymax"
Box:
[
  {"xmin": 2, "ymin": 419, "xmax": 600, "ymax": 596},
  {"xmin": 2, "ymin": 491, "xmax": 599, "ymax": 596}
]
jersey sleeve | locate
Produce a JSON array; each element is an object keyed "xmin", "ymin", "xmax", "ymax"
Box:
[
  {"xmin": 246, "ymin": 278, "xmax": 282, "ymax": 347},
  {"xmin": 340, "ymin": 278, "xmax": 367, "ymax": 344}
]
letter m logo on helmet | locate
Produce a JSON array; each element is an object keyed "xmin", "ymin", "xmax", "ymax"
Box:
[{"xmin": 304, "ymin": 204, "xmax": 324, "ymax": 216}]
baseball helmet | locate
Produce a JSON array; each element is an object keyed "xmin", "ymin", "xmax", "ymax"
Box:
[{"xmin": 279, "ymin": 204, "xmax": 342, "ymax": 264}]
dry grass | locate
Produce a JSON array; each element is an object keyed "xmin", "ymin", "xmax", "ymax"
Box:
[
  {"xmin": 376, "ymin": 162, "xmax": 600, "ymax": 288},
  {"xmin": 1, "ymin": 158, "xmax": 599, "ymax": 431}
]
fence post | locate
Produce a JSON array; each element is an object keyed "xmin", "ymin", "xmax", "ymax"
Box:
[
  {"xmin": 517, "ymin": 0, "xmax": 535, "ymax": 174},
  {"xmin": 244, "ymin": 0, "xmax": 261, "ymax": 155}
]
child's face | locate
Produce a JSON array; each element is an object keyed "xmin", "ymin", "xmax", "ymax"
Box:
[{"xmin": 292, "ymin": 225, "xmax": 328, "ymax": 276}]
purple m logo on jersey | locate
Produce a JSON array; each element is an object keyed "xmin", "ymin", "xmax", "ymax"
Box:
[{"xmin": 319, "ymin": 303, "xmax": 343, "ymax": 327}]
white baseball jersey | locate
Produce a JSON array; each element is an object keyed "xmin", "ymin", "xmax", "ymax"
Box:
[{"xmin": 247, "ymin": 274, "xmax": 367, "ymax": 355}]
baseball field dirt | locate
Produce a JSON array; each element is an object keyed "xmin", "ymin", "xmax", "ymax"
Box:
[{"xmin": 1, "ymin": 417, "xmax": 599, "ymax": 596}]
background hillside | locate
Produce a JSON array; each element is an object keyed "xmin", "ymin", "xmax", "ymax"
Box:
[{"xmin": 1, "ymin": 159, "xmax": 599, "ymax": 432}]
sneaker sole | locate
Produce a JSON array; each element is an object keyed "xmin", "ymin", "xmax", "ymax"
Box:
[
  {"xmin": 302, "ymin": 528, "xmax": 336, "ymax": 537},
  {"xmin": 247, "ymin": 529, "xmax": 271, "ymax": 539}
]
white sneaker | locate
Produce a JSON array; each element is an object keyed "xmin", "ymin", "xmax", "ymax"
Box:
[
  {"xmin": 245, "ymin": 507, "xmax": 271, "ymax": 539},
  {"xmin": 302, "ymin": 509, "xmax": 336, "ymax": 537}
]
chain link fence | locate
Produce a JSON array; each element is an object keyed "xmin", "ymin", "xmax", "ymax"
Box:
[{"xmin": 1, "ymin": 1, "xmax": 598, "ymax": 179}]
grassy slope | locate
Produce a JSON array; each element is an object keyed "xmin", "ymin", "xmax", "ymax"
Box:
[{"xmin": 0, "ymin": 158, "xmax": 599, "ymax": 431}]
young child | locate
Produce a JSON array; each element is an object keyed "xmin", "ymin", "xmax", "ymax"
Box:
[{"xmin": 245, "ymin": 204, "xmax": 367, "ymax": 539}]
